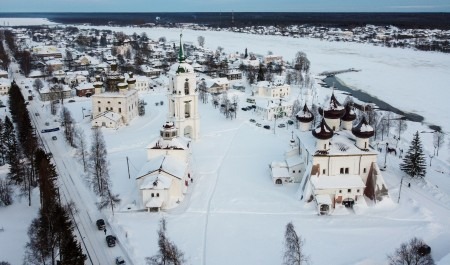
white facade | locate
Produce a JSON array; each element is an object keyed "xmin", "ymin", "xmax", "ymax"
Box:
[
  {"xmin": 254, "ymin": 99, "xmax": 293, "ymax": 121},
  {"xmin": 167, "ymin": 50, "xmax": 200, "ymax": 140},
  {"xmin": 137, "ymin": 122, "xmax": 192, "ymax": 211},
  {"xmin": 91, "ymin": 83, "xmax": 139, "ymax": 127},
  {"xmin": 0, "ymin": 78, "xmax": 11, "ymax": 95},
  {"xmin": 253, "ymin": 79, "xmax": 290, "ymax": 98}
]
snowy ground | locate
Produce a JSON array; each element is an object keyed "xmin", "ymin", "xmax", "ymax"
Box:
[{"xmin": 1, "ymin": 22, "xmax": 449, "ymax": 264}]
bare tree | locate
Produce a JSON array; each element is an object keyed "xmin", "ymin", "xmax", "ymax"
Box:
[
  {"xmin": 33, "ymin": 79, "xmax": 44, "ymax": 91},
  {"xmin": 75, "ymin": 128, "xmax": 88, "ymax": 172},
  {"xmin": 146, "ymin": 218, "xmax": 185, "ymax": 265},
  {"xmin": 198, "ymin": 79, "xmax": 208, "ymax": 104},
  {"xmin": 387, "ymin": 237, "xmax": 434, "ymax": 265},
  {"xmin": 0, "ymin": 178, "xmax": 13, "ymax": 206},
  {"xmin": 393, "ymin": 116, "xmax": 408, "ymax": 141},
  {"xmin": 61, "ymin": 107, "xmax": 76, "ymax": 147},
  {"xmin": 283, "ymin": 222, "xmax": 309, "ymax": 265},
  {"xmin": 433, "ymin": 132, "xmax": 445, "ymax": 156},
  {"xmin": 87, "ymin": 128, "xmax": 110, "ymax": 195},
  {"xmin": 197, "ymin": 36, "xmax": 205, "ymax": 47},
  {"xmin": 293, "ymin": 51, "xmax": 310, "ymax": 73}
]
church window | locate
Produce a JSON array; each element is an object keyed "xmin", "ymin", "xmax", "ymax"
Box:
[
  {"xmin": 324, "ymin": 144, "xmax": 326, "ymax": 149},
  {"xmin": 184, "ymin": 81, "xmax": 189, "ymax": 95},
  {"xmin": 118, "ymin": 101, "xmax": 121, "ymax": 104},
  {"xmin": 157, "ymin": 193, "xmax": 160, "ymax": 197},
  {"xmin": 322, "ymin": 169, "xmax": 326, "ymax": 174},
  {"xmin": 97, "ymin": 101, "xmax": 100, "ymax": 103},
  {"xmin": 151, "ymin": 193, "xmax": 154, "ymax": 197},
  {"xmin": 357, "ymin": 189, "xmax": 360, "ymax": 193},
  {"xmin": 165, "ymin": 132, "xmax": 170, "ymax": 137},
  {"xmin": 107, "ymin": 101, "xmax": 110, "ymax": 104},
  {"xmin": 339, "ymin": 190, "xmax": 342, "ymax": 193},
  {"xmin": 118, "ymin": 108, "xmax": 121, "ymax": 113},
  {"xmin": 340, "ymin": 168, "xmax": 344, "ymax": 174},
  {"xmin": 98, "ymin": 107, "xmax": 101, "ymax": 112},
  {"xmin": 363, "ymin": 168, "xmax": 366, "ymax": 173},
  {"xmin": 347, "ymin": 189, "xmax": 351, "ymax": 193},
  {"xmin": 364, "ymin": 142, "xmax": 367, "ymax": 149},
  {"xmin": 345, "ymin": 168, "xmax": 349, "ymax": 174},
  {"xmin": 293, "ymin": 170, "xmax": 295, "ymax": 173}
]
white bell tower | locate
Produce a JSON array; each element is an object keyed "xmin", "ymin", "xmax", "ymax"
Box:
[{"xmin": 167, "ymin": 34, "xmax": 200, "ymax": 140}]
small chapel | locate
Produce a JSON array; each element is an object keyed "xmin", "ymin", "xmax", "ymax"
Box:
[
  {"xmin": 271, "ymin": 91, "xmax": 389, "ymax": 215},
  {"xmin": 136, "ymin": 35, "xmax": 199, "ymax": 211}
]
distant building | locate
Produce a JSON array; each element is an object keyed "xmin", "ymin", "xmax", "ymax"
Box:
[{"xmin": 0, "ymin": 78, "xmax": 11, "ymax": 95}]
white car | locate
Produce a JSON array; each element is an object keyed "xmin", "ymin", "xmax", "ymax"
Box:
[{"xmin": 115, "ymin": 256, "xmax": 125, "ymax": 265}]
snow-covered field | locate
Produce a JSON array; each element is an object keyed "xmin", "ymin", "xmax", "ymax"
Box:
[{"xmin": 0, "ymin": 22, "xmax": 449, "ymax": 264}]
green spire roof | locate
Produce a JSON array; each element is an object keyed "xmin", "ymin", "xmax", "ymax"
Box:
[{"xmin": 178, "ymin": 33, "xmax": 185, "ymax": 63}]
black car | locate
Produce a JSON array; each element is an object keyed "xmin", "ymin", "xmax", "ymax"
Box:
[
  {"xmin": 287, "ymin": 120, "xmax": 294, "ymax": 125},
  {"xmin": 263, "ymin": 125, "xmax": 271, "ymax": 129},
  {"xmin": 106, "ymin": 235, "xmax": 116, "ymax": 247},
  {"xmin": 96, "ymin": 219, "xmax": 105, "ymax": 230}
]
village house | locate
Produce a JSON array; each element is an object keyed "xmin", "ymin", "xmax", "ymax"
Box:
[{"xmin": 0, "ymin": 78, "xmax": 11, "ymax": 95}]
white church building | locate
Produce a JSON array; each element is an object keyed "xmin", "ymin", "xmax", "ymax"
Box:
[
  {"xmin": 136, "ymin": 35, "xmax": 199, "ymax": 211},
  {"xmin": 271, "ymin": 92, "xmax": 389, "ymax": 215},
  {"xmin": 167, "ymin": 37, "xmax": 200, "ymax": 140},
  {"xmin": 91, "ymin": 74, "xmax": 139, "ymax": 128}
]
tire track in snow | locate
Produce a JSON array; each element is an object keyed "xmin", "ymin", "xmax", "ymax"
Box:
[{"xmin": 201, "ymin": 123, "xmax": 244, "ymax": 265}]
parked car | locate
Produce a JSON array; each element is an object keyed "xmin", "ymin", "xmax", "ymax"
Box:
[
  {"xmin": 52, "ymin": 136, "xmax": 57, "ymax": 140},
  {"xmin": 278, "ymin": 124, "xmax": 286, "ymax": 128},
  {"xmin": 249, "ymin": 119, "xmax": 256, "ymax": 123},
  {"xmin": 115, "ymin": 256, "xmax": 126, "ymax": 265},
  {"xmin": 106, "ymin": 235, "xmax": 116, "ymax": 247},
  {"xmin": 241, "ymin": 107, "xmax": 247, "ymax": 111},
  {"xmin": 68, "ymin": 99, "xmax": 75, "ymax": 103},
  {"xmin": 287, "ymin": 120, "xmax": 294, "ymax": 125},
  {"xmin": 96, "ymin": 219, "xmax": 105, "ymax": 230},
  {"xmin": 35, "ymin": 113, "xmax": 39, "ymax": 116},
  {"xmin": 256, "ymin": 123, "xmax": 262, "ymax": 127},
  {"xmin": 263, "ymin": 125, "xmax": 271, "ymax": 130}
]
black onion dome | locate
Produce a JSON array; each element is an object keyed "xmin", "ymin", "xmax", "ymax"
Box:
[
  {"xmin": 318, "ymin": 93, "xmax": 346, "ymax": 119},
  {"xmin": 312, "ymin": 118, "xmax": 334, "ymax": 140},
  {"xmin": 296, "ymin": 104, "xmax": 314, "ymax": 123},
  {"xmin": 341, "ymin": 103, "xmax": 356, "ymax": 122},
  {"xmin": 352, "ymin": 116, "xmax": 374, "ymax": 138}
]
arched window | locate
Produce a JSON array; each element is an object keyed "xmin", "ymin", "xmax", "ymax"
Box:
[
  {"xmin": 151, "ymin": 193, "xmax": 154, "ymax": 197},
  {"xmin": 184, "ymin": 80, "xmax": 189, "ymax": 95}
]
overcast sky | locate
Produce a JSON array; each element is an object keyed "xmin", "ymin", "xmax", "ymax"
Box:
[{"xmin": 2, "ymin": 0, "xmax": 450, "ymax": 12}]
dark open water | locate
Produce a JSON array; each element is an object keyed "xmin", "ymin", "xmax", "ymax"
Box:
[{"xmin": 1, "ymin": 12, "xmax": 450, "ymax": 29}]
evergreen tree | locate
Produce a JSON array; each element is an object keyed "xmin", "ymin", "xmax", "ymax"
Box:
[
  {"xmin": 400, "ymin": 131, "xmax": 427, "ymax": 178},
  {"xmin": 257, "ymin": 64, "xmax": 265, "ymax": 82}
]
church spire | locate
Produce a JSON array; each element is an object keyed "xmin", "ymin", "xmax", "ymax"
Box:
[{"xmin": 178, "ymin": 33, "xmax": 185, "ymax": 63}]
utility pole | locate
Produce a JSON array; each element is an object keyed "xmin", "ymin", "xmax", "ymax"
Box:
[{"xmin": 126, "ymin": 156, "xmax": 131, "ymax": 179}]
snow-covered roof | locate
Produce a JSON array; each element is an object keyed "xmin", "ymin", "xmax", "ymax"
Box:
[
  {"xmin": 296, "ymin": 129, "xmax": 378, "ymax": 156},
  {"xmin": 76, "ymin": 82, "xmax": 94, "ymax": 91},
  {"xmin": 271, "ymin": 165, "xmax": 290, "ymax": 179},
  {"xmin": 0, "ymin": 78, "xmax": 10, "ymax": 85},
  {"xmin": 140, "ymin": 174, "xmax": 172, "ymax": 190},
  {"xmin": 137, "ymin": 155, "xmax": 187, "ymax": 180},
  {"xmin": 147, "ymin": 135, "xmax": 190, "ymax": 150},
  {"xmin": 92, "ymin": 89, "xmax": 137, "ymax": 99},
  {"xmin": 311, "ymin": 174, "xmax": 365, "ymax": 190},
  {"xmin": 315, "ymin": 194, "xmax": 332, "ymax": 205}
]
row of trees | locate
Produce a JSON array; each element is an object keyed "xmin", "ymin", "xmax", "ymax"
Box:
[
  {"xmin": 3, "ymin": 82, "xmax": 85, "ymax": 264},
  {"xmin": 24, "ymin": 149, "xmax": 86, "ymax": 265}
]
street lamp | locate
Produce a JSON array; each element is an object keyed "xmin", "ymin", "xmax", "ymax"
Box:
[{"xmin": 81, "ymin": 107, "xmax": 85, "ymax": 119}]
